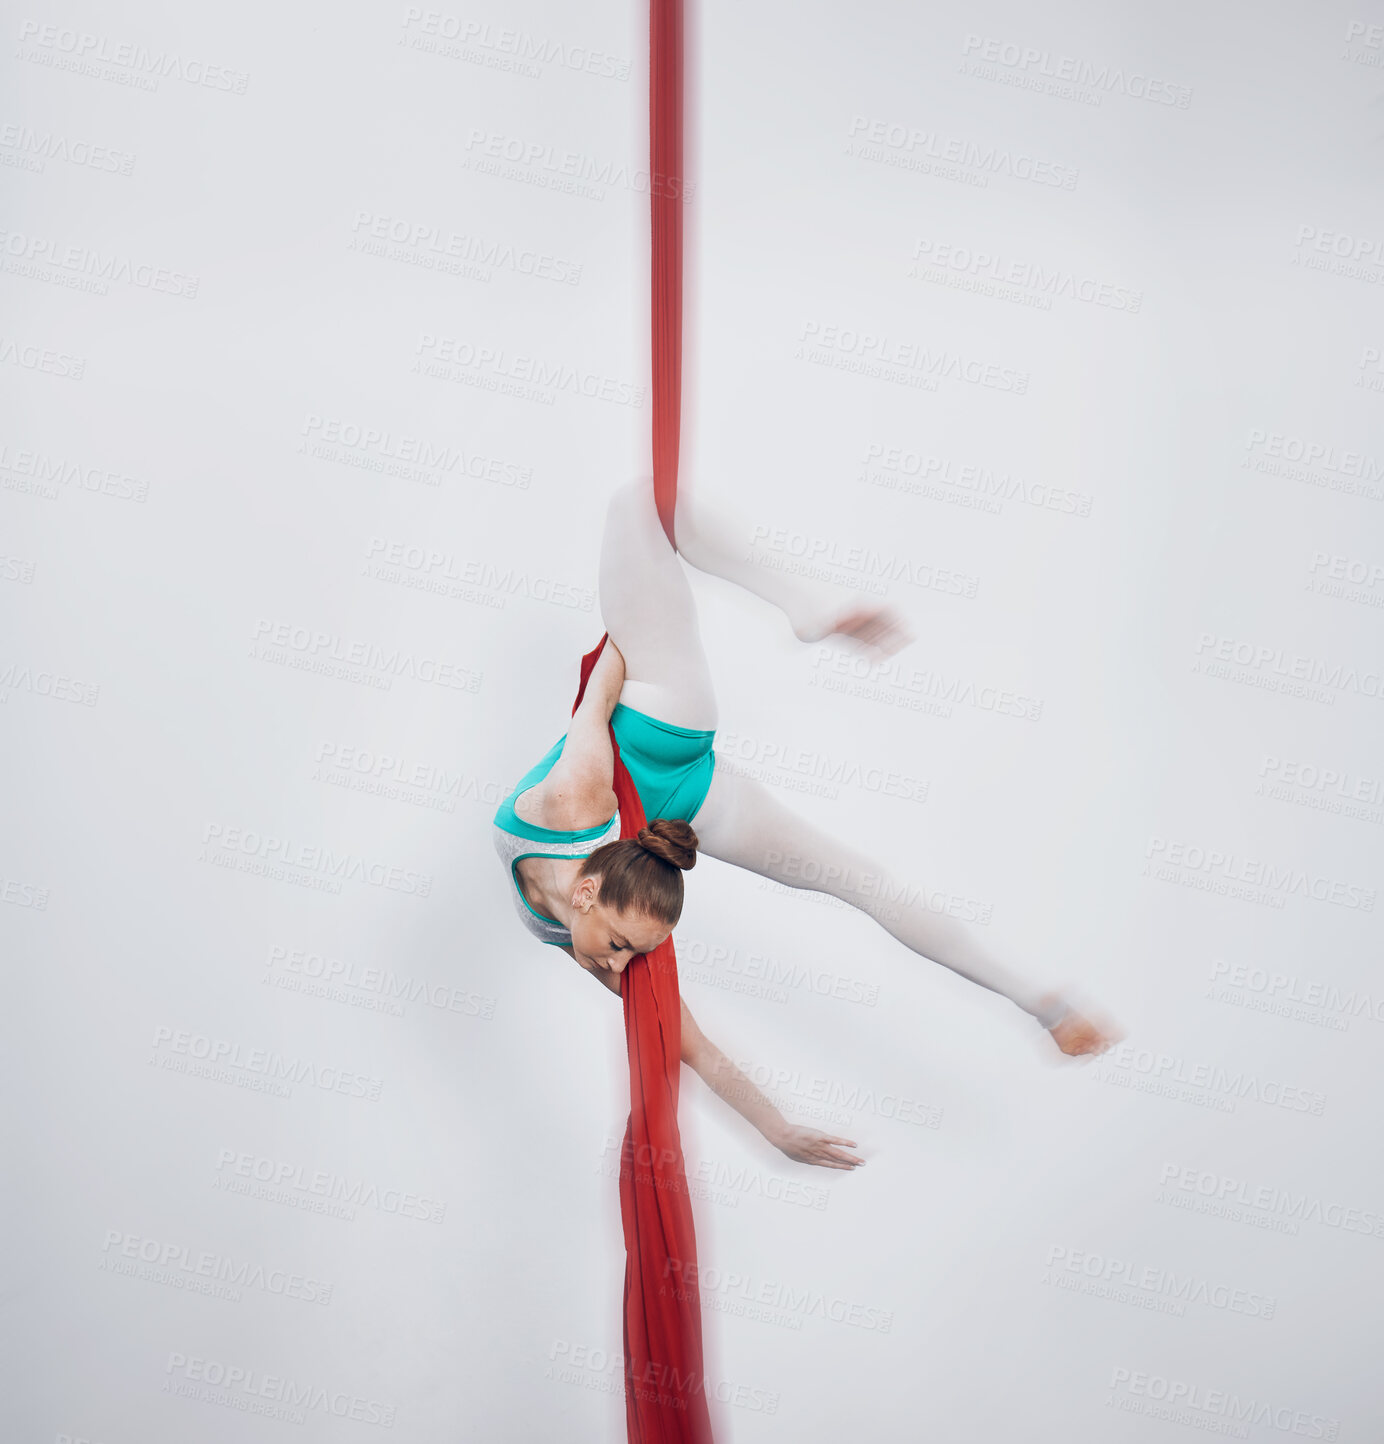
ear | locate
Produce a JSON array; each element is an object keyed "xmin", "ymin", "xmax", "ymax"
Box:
[{"xmin": 572, "ymin": 873, "xmax": 600, "ymax": 910}]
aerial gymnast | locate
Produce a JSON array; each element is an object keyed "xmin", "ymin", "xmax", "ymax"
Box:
[
  {"xmin": 491, "ymin": 7, "xmax": 1121, "ymax": 1435},
  {"xmin": 491, "ymin": 475, "xmax": 1123, "ymax": 1175}
]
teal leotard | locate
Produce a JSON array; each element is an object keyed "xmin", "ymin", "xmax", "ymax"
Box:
[{"xmin": 493, "ymin": 701, "xmax": 717, "ymax": 843}]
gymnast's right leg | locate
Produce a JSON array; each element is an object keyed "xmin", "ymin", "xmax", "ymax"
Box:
[{"xmin": 691, "ymin": 760, "xmax": 1117, "ymax": 1055}]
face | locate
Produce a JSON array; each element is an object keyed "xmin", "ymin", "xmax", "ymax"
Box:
[{"xmin": 568, "ymin": 875, "xmax": 669, "ymax": 976}]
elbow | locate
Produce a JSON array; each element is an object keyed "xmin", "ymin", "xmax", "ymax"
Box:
[
  {"xmin": 678, "ymin": 1007, "xmax": 706, "ymax": 1069},
  {"xmin": 606, "ymin": 639, "xmax": 627, "ymax": 686}
]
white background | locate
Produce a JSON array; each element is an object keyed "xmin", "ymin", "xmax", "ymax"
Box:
[{"xmin": 2, "ymin": 0, "xmax": 1381, "ymax": 1439}]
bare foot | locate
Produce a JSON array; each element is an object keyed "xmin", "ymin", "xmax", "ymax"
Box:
[
  {"xmin": 1039, "ymin": 994, "xmax": 1124, "ymax": 1058},
  {"xmin": 793, "ymin": 601, "xmax": 915, "ymax": 657}
]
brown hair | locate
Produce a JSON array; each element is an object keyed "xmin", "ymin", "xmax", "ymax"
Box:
[{"xmin": 578, "ymin": 817, "xmax": 698, "ymax": 928}]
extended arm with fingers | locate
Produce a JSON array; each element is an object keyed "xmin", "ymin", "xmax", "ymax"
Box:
[
  {"xmin": 679, "ymin": 1001, "xmax": 863, "ymax": 1168},
  {"xmin": 568, "ymin": 953, "xmax": 863, "ymax": 1168}
]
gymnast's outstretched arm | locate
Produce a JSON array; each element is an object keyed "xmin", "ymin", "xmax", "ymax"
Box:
[
  {"xmin": 569, "ymin": 950, "xmax": 863, "ymax": 1170},
  {"xmin": 679, "ymin": 998, "xmax": 865, "ymax": 1170}
]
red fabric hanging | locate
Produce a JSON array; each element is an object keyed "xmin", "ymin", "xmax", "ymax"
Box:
[
  {"xmin": 649, "ymin": 0, "xmax": 684, "ymax": 551},
  {"xmin": 563, "ymin": 4, "xmax": 711, "ymax": 1437},
  {"xmin": 570, "ymin": 633, "xmax": 714, "ymax": 1443}
]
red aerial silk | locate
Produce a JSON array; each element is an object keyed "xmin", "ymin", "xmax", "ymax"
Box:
[
  {"xmin": 570, "ymin": 634, "xmax": 714, "ymax": 1443},
  {"xmin": 567, "ymin": 11, "xmax": 709, "ymax": 1430},
  {"xmin": 566, "ymin": 3, "xmax": 711, "ymax": 1438},
  {"xmin": 649, "ymin": 0, "xmax": 684, "ymax": 552}
]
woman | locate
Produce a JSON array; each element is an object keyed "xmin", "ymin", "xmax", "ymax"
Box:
[{"xmin": 492, "ymin": 477, "xmax": 1121, "ymax": 1172}]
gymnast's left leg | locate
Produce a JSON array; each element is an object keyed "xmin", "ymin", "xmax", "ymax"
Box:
[
  {"xmin": 669, "ymin": 474, "xmax": 916, "ymax": 659},
  {"xmin": 691, "ymin": 761, "xmax": 1117, "ymax": 1055},
  {"xmin": 598, "ymin": 476, "xmax": 718, "ymax": 731}
]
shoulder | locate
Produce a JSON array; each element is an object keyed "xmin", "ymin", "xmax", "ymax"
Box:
[{"xmin": 514, "ymin": 776, "xmax": 619, "ymax": 832}]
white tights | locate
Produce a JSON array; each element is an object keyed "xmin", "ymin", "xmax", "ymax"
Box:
[{"xmin": 596, "ymin": 477, "xmax": 1065, "ymax": 1028}]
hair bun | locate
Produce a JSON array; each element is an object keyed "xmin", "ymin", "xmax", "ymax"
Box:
[{"xmin": 636, "ymin": 817, "xmax": 698, "ymax": 871}]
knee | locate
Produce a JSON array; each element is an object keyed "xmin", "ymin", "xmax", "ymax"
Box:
[
  {"xmin": 765, "ymin": 849, "xmax": 856, "ymax": 894},
  {"xmin": 609, "ymin": 476, "xmax": 654, "ymax": 519},
  {"xmin": 608, "ymin": 474, "xmax": 682, "ymax": 555},
  {"xmin": 605, "ymin": 476, "xmax": 654, "ymax": 535}
]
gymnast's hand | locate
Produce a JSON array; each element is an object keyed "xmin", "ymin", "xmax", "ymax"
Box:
[{"xmin": 768, "ymin": 1124, "xmax": 865, "ymax": 1170}]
